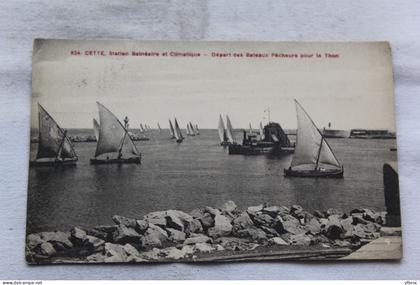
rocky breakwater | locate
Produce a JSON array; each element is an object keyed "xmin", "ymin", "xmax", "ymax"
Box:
[{"xmin": 26, "ymin": 201, "xmax": 386, "ymax": 264}]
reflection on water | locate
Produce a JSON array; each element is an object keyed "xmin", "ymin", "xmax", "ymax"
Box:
[{"xmin": 27, "ymin": 129, "xmax": 397, "ymax": 233}]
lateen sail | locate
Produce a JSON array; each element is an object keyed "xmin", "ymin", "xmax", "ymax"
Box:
[
  {"xmin": 169, "ymin": 119, "xmax": 175, "ymax": 137},
  {"xmin": 290, "ymin": 100, "xmax": 340, "ymax": 169},
  {"xmin": 36, "ymin": 104, "xmax": 77, "ymax": 160},
  {"xmin": 174, "ymin": 118, "xmax": 183, "ymax": 140},
  {"xmin": 225, "ymin": 115, "xmax": 235, "ymax": 144},
  {"xmin": 194, "ymin": 124, "xmax": 200, "ymax": 135},
  {"xmin": 157, "ymin": 123, "xmax": 161, "ymax": 132},
  {"xmin": 94, "ymin": 102, "xmax": 139, "ymax": 157},
  {"xmin": 218, "ymin": 115, "xmax": 226, "ymax": 143},
  {"xmin": 93, "ymin": 119, "xmax": 100, "ymax": 141},
  {"xmin": 186, "ymin": 124, "xmax": 191, "ymax": 135}
]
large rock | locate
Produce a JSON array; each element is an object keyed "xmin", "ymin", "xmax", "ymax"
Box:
[
  {"xmin": 205, "ymin": 206, "xmax": 221, "ymax": 217},
  {"xmin": 324, "ymin": 215, "xmax": 344, "ymax": 239},
  {"xmin": 26, "ymin": 234, "xmax": 44, "ymax": 250},
  {"xmin": 207, "ymin": 214, "xmax": 233, "ymax": 238},
  {"xmin": 143, "ymin": 211, "xmax": 167, "ymax": 228},
  {"xmin": 194, "ymin": 242, "xmax": 215, "ymax": 253},
  {"xmin": 185, "ymin": 219, "xmax": 203, "ymax": 234},
  {"xmin": 84, "ymin": 235, "xmax": 105, "ymax": 251},
  {"xmin": 262, "ymin": 206, "xmax": 281, "ymax": 217},
  {"xmin": 325, "ymin": 208, "xmax": 343, "ymax": 217},
  {"xmin": 184, "ymin": 233, "xmax": 212, "ymax": 245},
  {"xmin": 103, "ymin": 242, "xmax": 128, "ymax": 263},
  {"xmin": 87, "ymin": 228, "xmax": 109, "ymax": 241},
  {"xmin": 70, "ymin": 227, "xmax": 87, "ymax": 245},
  {"xmin": 112, "ymin": 225, "xmax": 141, "ymax": 244},
  {"xmin": 215, "ymin": 237, "xmax": 259, "ymax": 251},
  {"xmin": 39, "ymin": 242, "xmax": 56, "ymax": 257},
  {"xmin": 251, "ymin": 212, "xmax": 274, "ymax": 227},
  {"xmin": 161, "ymin": 247, "xmax": 186, "ymax": 260},
  {"xmin": 289, "ymin": 233, "xmax": 312, "ymax": 246},
  {"xmin": 219, "ymin": 200, "xmax": 237, "ymax": 213},
  {"xmin": 282, "ymin": 215, "xmax": 306, "ymax": 235},
  {"xmin": 247, "ymin": 205, "xmax": 264, "ymax": 216},
  {"xmin": 136, "ymin": 219, "xmax": 149, "ymax": 233},
  {"xmin": 290, "ymin": 205, "xmax": 303, "ymax": 217},
  {"xmin": 270, "ymin": 237, "xmax": 288, "ymax": 246},
  {"xmin": 166, "ymin": 213, "xmax": 184, "ymax": 231},
  {"xmin": 362, "ymin": 209, "xmax": 382, "ymax": 224},
  {"xmin": 190, "ymin": 208, "xmax": 213, "ymax": 230},
  {"xmin": 141, "ymin": 224, "xmax": 169, "ymax": 248},
  {"xmin": 232, "ymin": 212, "xmax": 254, "ymax": 233},
  {"xmin": 39, "ymin": 231, "xmax": 73, "ymax": 249},
  {"xmin": 139, "ymin": 248, "xmax": 162, "ymax": 260},
  {"xmin": 304, "ymin": 218, "xmax": 322, "ymax": 235},
  {"xmin": 112, "ymin": 215, "xmax": 137, "ymax": 228},
  {"xmin": 236, "ymin": 227, "xmax": 267, "ymax": 242},
  {"xmin": 95, "ymin": 225, "xmax": 118, "ymax": 233},
  {"xmin": 340, "ymin": 217, "xmax": 354, "ymax": 238},
  {"xmin": 167, "ymin": 228, "xmax": 186, "ymax": 242}
]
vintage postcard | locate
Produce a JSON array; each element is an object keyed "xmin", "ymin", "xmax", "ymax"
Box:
[{"xmin": 26, "ymin": 39, "xmax": 401, "ymax": 264}]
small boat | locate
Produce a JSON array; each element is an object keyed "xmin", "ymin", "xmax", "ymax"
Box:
[
  {"xmin": 90, "ymin": 102, "xmax": 141, "ymax": 164},
  {"xmin": 174, "ymin": 118, "xmax": 184, "ymax": 143},
  {"xmin": 189, "ymin": 122, "xmax": 196, "ymax": 136},
  {"xmin": 93, "ymin": 118, "xmax": 100, "ymax": 141},
  {"xmin": 186, "ymin": 123, "xmax": 195, "ymax": 136},
  {"xmin": 284, "ymin": 100, "xmax": 343, "ymax": 178},
  {"xmin": 139, "ymin": 124, "xmax": 146, "ymax": 133},
  {"xmin": 218, "ymin": 115, "xmax": 229, "ymax": 146},
  {"xmin": 30, "ymin": 104, "xmax": 78, "ymax": 166},
  {"xmin": 169, "ymin": 119, "xmax": 176, "ymax": 139},
  {"xmin": 157, "ymin": 123, "xmax": 162, "ymax": 133},
  {"xmin": 194, "ymin": 124, "xmax": 200, "ymax": 135}
]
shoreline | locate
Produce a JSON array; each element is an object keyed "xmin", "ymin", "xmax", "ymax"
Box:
[{"xmin": 26, "ymin": 201, "xmax": 398, "ymax": 264}]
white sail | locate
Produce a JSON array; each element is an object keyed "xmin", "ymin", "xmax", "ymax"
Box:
[
  {"xmin": 94, "ymin": 102, "xmax": 139, "ymax": 158},
  {"xmin": 259, "ymin": 122, "xmax": 265, "ymax": 140},
  {"xmin": 218, "ymin": 115, "xmax": 226, "ymax": 143},
  {"xmin": 189, "ymin": 122, "xmax": 195, "ymax": 136},
  {"xmin": 174, "ymin": 118, "xmax": 183, "ymax": 140},
  {"xmin": 139, "ymin": 124, "xmax": 145, "ymax": 133},
  {"xmin": 290, "ymin": 100, "xmax": 340, "ymax": 169},
  {"xmin": 93, "ymin": 119, "xmax": 100, "ymax": 141},
  {"xmin": 169, "ymin": 119, "xmax": 175, "ymax": 137},
  {"xmin": 36, "ymin": 104, "xmax": 77, "ymax": 160},
  {"xmin": 225, "ymin": 115, "xmax": 235, "ymax": 144},
  {"xmin": 194, "ymin": 124, "xmax": 200, "ymax": 135},
  {"xmin": 186, "ymin": 124, "xmax": 191, "ymax": 135},
  {"xmin": 157, "ymin": 123, "xmax": 161, "ymax": 132}
]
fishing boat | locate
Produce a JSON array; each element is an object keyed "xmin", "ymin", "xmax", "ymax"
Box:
[
  {"xmin": 90, "ymin": 102, "xmax": 141, "ymax": 164},
  {"xmin": 284, "ymin": 100, "xmax": 343, "ymax": 178},
  {"xmin": 169, "ymin": 119, "xmax": 176, "ymax": 139},
  {"xmin": 218, "ymin": 115, "xmax": 229, "ymax": 146},
  {"xmin": 93, "ymin": 118, "xmax": 100, "ymax": 141},
  {"xmin": 30, "ymin": 104, "xmax": 78, "ymax": 166},
  {"xmin": 189, "ymin": 122, "xmax": 196, "ymax": 136},
  {"xmin": 174, "ymin": 118, "xmax": 184, "ymax": 143}
]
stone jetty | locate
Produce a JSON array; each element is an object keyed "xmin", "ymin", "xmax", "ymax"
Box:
[{"xmin": 26, "ymin": 201, "xmax": 389, "ymax": 264}]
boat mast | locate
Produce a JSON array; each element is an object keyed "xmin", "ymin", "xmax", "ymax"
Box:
[
  {"xmin": 55, "ymin": 129, "xmax": 68, "ymax": 161},
  {"xmin": 118, "ymin": 116, "xmax": 129, "ymax": 159},
  {"xmin": 314, "ymin": 137, "xmax": 324, "ymax": 171}
]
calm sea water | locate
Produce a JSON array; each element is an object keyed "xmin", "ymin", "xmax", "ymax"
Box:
[{"xmin": 27, "ymin": 129, "xmax": 397, "ymax": 233}]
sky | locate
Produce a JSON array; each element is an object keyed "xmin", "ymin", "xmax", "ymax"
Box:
[{"xmin": 31, "ymin": 39, "xmax": 396, "ymax": 131}]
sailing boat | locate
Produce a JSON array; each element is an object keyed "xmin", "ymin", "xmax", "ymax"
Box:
[
  {"xmin": 194, "ymin": 124, "xmax": 200, "ymax": 135},
  {"xmin": 174, "ymin": 118, "xmax": 184, "ymax": 143},
  {"xmin": 90, "ymin": 102, "xmax": 141, "ymax": 164},
  {"xmin": 187, "ymin": 122, "xmax": 195, "ymax": 136},
  {"xmin": 93, "ymin": 118, "xmax": 100, "ymax": 141},
  {"xmin": 249, "ymin": 123, "xmax": 253, "ymax": 135},
  {"xmin": 218, "ymin": 115, "xmax": 229, "ymax": 146},
  {"xmin": 259, "ymin": 122, "xmax": 265, "ymax": 140},
  {"xmin": 189, "ymin": 122, "xmax": 196, "ymax": 136},
  {"xmin": 225, "ymin": 115, "xmax": 236, "ymax": 144},
  {"xmin": 157, "ymin": 123, "xmax": 162, "ymax": 133},
  {"xmin": 139, "ymin": 123, "xmax": 145, "ymax": 133},
  {"xmin": 30, "ymin": 104, "xmax": 78, "ymax": 166},
  {"xmin": 169, "ymin": 119, "xmax": 176, "ymax": 139},
  {"xmin": 284, "ymin": 100, "xmax": 343, "ymax": 178}
]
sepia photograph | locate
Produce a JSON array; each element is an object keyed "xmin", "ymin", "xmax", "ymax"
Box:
[{"xmin": 26, "ymin": 39, "xmax": 401, "ymax": 264}]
